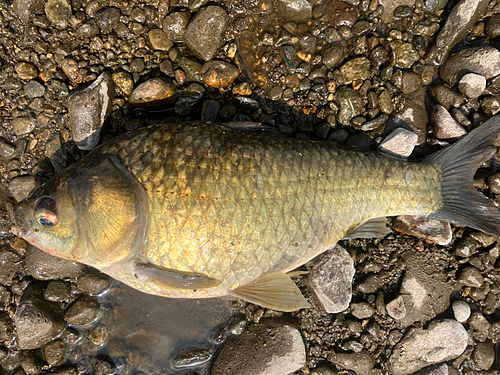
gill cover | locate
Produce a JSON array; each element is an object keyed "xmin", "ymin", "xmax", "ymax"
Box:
[{"xmin": 69, "ymin": 155, "xmax": 148, "ymax": 266}]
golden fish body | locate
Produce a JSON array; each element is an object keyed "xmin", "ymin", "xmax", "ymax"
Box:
[{"xmin": 12, "ymin": 119, "xmax": 500, "ymax": 311}]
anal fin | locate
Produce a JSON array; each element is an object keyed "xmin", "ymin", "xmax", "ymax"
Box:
[
  {"xmin": 229, "ymin": 272, "xmax": 311, "ymax": 312},
  {"xmin": 134, "ymin": 263, "xmax": 222, "ymax": 290},
  {"xmin": 343, "ymin": 217, "xmax": 391, "ymax": 240}
]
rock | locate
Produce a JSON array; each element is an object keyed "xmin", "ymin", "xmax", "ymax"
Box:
[
  {"xmin": 395, "ymin": 251, "xmax": 458, "ymax": 328},
  {"xmin": 277, "ymin": 0, "xmax": 312, "ymax": 23},
  {"xmin": 26, "ymin": 246, "xmax": 86, "ymax": 280},
  {"xmin": 485, "ymin": 13, "xmax": 500, "ymax": 38},
  {"xmin": 129, "ymin": 58, "xmax": 145, "ymax": 73},
  {"xmin": 398, "ymin": 71, "xmax": 422, "ymax": 94},
  {"xmin": 211, "ymin": 320, "xmax": 306, "ymax": 375},
  {"xmin": 388, "ymin": 320, "xmax": 468, "ymax": 375},
  {"xmin": 0, "ymin": 313, "xmax": 15, "ymax": 341},
  {"xmin": 325, "ymin": 0, "xmax": 358, "ymax": 28},
  {"xmin": 171, "ymin": 348, "xmax": 213, "ymax": 369},
  {"xmin": 413, "ymin": 364, "xmax": 449, "ymax": 375},
  {"xmin": 75, "ymin": 20, "xmax": 99, "ymax": 38},
  {"xmin": 457, "ymin": 73, "xmax": 486, "ymax": 99},
  {"xmin": 379, "ymin": 0, "xmax": 416, "ymax": 22},
  {"xmin": 394, "ymin": 216, "xmax": 452, "ymax": 245},
  {"xmin": 11, "ymin": 116, "xmax": 35, "ymax": 135},
  {"xmin": 201, "ymin": 99, "xmax": 220, "ymax": 121},
  {"xmin": 469, "ymin": 311, "xmax": 490, "ymax": 342},
  {"xmin": 129, "ymin": 77, "xmax": 177, "ymax": 108},
  {"xmin": 13, "ymin": 0, "xmax": 45, "ymax": 23},
  {"xmin": 60, "ymin": 57, "xmax": 83, "ymax": 84},
  {"xmin": 452, "ymin": 300, "xmax": 471, "ymax": 323},
  {"xmin": 94, "ymin": 7, "xmax": 120, "ymax": 33},
  {"xmin": 454, "ymin": 237, "xmax": 479, "ymax": 257},
  {"xmin": 65, "ymin": 294, "xmax": 98, "ymax": 324},
  {"xmin": 19, "ymin": 350, "xmax": 43, "ymax": 375},
  {"xmin": 0, "ymin": 139, "xmax": 15, "ymax": 159},
  {"xmin": 43, "ymin": 281, "xmax": 72, "ymax": 302},
  {"xmin": 305, "ymin": 245, "xmax": 355, "ymax": 313},
  {"xmin": 386, "ymin": 295, "xmax": 407, "ymax": 320},
  {"xmin": 389, "ymin": 40, "xmax": 419, "ymax": 68},
  {"xmin": 379, "ymin": 128, "xmax": 418, "ymax": 157},
  {"xmin": 340, "ymin": 57, "xmax": 371, "ymax": 84},
  {"xmin": 15, "ymin": 62, "xmax": 38, "ymax": 80},
  {"xmin": 335, "ymin": 88, "xmax": 364, "ymax": 126},
  {"xmin": 184, "ymin": 6, "xmax": 229, "ymax": 61},
  {"xmin": 0, "ymin": 248, "xmax": 22, "ymax": 285},
  {"xmin": 327, "ymin": 351, "xmax": 374, "ymax": 375},
  {"xmin": 112, "ymin": 71, "xmax": 134, "ymax": 95},
  {"xmin": 162, "ymin": 10, "xmax": 190, "ymax": 42},
  {"xmin": 76, "ymin": 272, "xmax": 110, "ymax": 295},
  {"xmin": 457, "ymin": 266, "xmax": 483, "ymax": 287},
  {"xmin": 8, "ymin": 175, "xmax": 45, "ymax": 202},
  {"xmin": 45, "ymin": 0, "xmax": 72, "ymax": 29},
  {"xmin": 387, "ymin": 88, "xmax": 428, "ymax": 144},
  {"xmin": 323, "ymin": 45, "xmax": 345, "ymax": 69},
  {"xmin": 440, "ymin": 47, "xmax": 500, "ymax": 86},
  {"xmin": 434, "ymin": 0, "xmax": 489, "ymax": 62},
  {"xmin": 202, "ymin": 61, "xmax": 239, "ymax": 89},
  {"xmin": 15, "ymin": 283, "xmax": 66, "ymax": 350},
  {"xmin": 24, "ymin": 80, "xmax": 45, "ymax": 99},
  {"xmin": 148, "ymin": 28, "xmax": 172, "ymax": 51},
  {"xmin": 43, "ymin": 339, "xmax": 66, "ymax": 366},
  {"xmin": 350, "ymin": 302, "xmax": 374, "ymax": 319},
  {"xmin": 369, "ymin": 46, "xmax": 389, "ymax": 69},
  {"xmin": 93, "ymin": 357, "xmax": 116, "ymax": 375},
  {"xmin": 481, "ymin": 95, "xmax": 500, "ymax": 115},
  {"xmin": 473, "ymin": 342, "xmax": 495, "ymax": 370},
  {"xmin": 68, "ymin": 72, "xmax": 114, "ymax": 150},
  {"xmin": 430, "ymin": 105, "xmax": 467, "ymax": 140}
]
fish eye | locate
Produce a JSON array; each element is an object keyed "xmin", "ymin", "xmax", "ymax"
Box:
[{"xmin": 34, "ymin": 197, "xmax": 58, "ymax": 227}]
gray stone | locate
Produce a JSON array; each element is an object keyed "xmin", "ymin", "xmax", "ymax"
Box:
[
  {"xmin": 15, "ymin": 283, "xmax": 66, "ymax": 350},
  {"xmin": 335, "ymin": 88, "xmax": 364, "ymax": 126},
  {"xmin": 379, "ymin": 0, "xmax": 415, "ymax": 22},
  {"xmin": 481, "ymin": 95, "xmax": 500, "ymax": 115},
  {"xmin": 148, "ymin": 28, "xmax": 172, "ymax": 51},
  {"xmin": 45, "ymin": 0, "xmax": 72, "ymax": 29},
  {"xmin": 388, "ymin": 320, "xmax": 468, "ymax": 375},
  {"xmin": 469, "ymin": 311, "xmax": 490, "ymax": 342},
  {"xmin": 26, "ymin": 246, "xmax": 86, "ymax": 280},
  {"xmin": 394, "ymin": 216, "xmax": 453, "ymax": 246},
  {"xmin": 11, "ymin": 116, "xmax": 35, "ymax": 136},
  {"xmin": 434, "ymin": 0, "xmax": 489, "ymax": 62},
  {"xmin": 340, "ymin": 57, "xmax": 371, "ymax": 84},
  {"xmin": 44, "ymin": 281, "xmax": 71, "ymax": 302},
  {"xmin": 305, "ymin": 245, "xmax": 355, "ymax": 313},
  {"xmin": 0, "ymin": 248, "xmax": 22, "ymax": 285},
  {"xmin": 76, "ymin": 272, "xmax": 110, "ymax": 295},
  {"xmin": 378, "ymin": 128, "xmax": 418, "ymax": 158},
  {"xmin": 8, "ymin": 175, "xmax": 45, "ymax": 202},
  {"xmin": 431, "ymin": 105, "xmax": 467, "ymax": 140},
  {"xmin": 413, "ymin": 364, "xmax": 449, "ymax": 375},
  {"xmin": 68, "ymin": 72, "xmax": 115, "ymax": 150},
  {"xmin": 473, "ymin": 342, "xmax": 495, "ymax": 370},
  {"xmin": 13, "ymin": 0, "xmax": 45, "ymax": 23},
  {"xmin": 485, "ymin": 13, "xmax": 500, "ymax": 38},
  {"xmin": 389, "ymin": 40, "xmax": 419, "ymax": 68},
  {"xmin": 184, "ymin": 6, "xmax": 229, "ymax": 61},
  {"xmin": 431, "ymin": 84, "xmax": 465, "ymax": 110},
  {"xmin": 277, "ymin": 0, "xmax": 312, "ymax": 23},
  {"xmin": 211, "ymin": 320, "xmax": 306, "ymax": 375},
  {"xmin": 457, "ymin": 266, "xmax": 483, "ymax": 287},
  {"xmin": 43, "ymin": 339, "xmax": 66, "ymax": 366},
  {"xmin": 388, "ymin": 88, "xmax": 427, "ymax": 144},
  {"xmin": 454, "ymin": 237, "xmax": 479, "ymax": 257},
  {"xmin": 24, "ymin": 80, "xmax": 45, "ymax": 99},
  {"xmin": 440, "ymin": 47, "xmax": 500, "ymax": 86},
  {"xmin": 386, "ymin": 295, "xmax": 407, "ymax": 320},
  {"xmin": 327, "ymin": 351, "xmax": 374, "ymax": 375},
  {"xmin": 458, "ymin": 73, "xmax": 486, "ymax": 99},
  {"xmin": 19, "ymin": 350, "xmax": 43, "ymax": 375},
  {"xmin": 162, "ymin": 10, "xmax": 190, "ymax": 42},
  {"xmin": 452, "ymin": 300, "xmax": 471, "ymax": 323},
  {"xmin": 94, "ymin": 7, "xmax": 121, "ymax": 33},
  {"xmin": 0, "ymin": 139, "xmax": 16, "ymax": 159},
  {"xmin": 350, "ymin": 302, "xmax": 374, "ymax": 319}
]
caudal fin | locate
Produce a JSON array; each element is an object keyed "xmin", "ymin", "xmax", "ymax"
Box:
[{"xmin": 425, "ymin": 115, "xmax": 500, "ymax": 237}]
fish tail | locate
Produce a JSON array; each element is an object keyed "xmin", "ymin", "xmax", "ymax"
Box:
[{"xmin": 425, "ymin": 115, "xmax": 500, "ymax": 236}]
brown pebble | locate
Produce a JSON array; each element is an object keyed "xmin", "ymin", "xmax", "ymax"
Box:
[
  {"xmin": 325, "ymin": 0, "xmax": 358, "ymax": 28},
  {"xmin": 129, "ymin": 77, "xmax": 177, "ymax": 107},
  {"xmin": 202, "ymin": 61, "xmax": 239, "ymax": 89},
  {"xmin": 15, "ymin": 62, "xmax": 39, "ymax": 80},
  {"xmin": 112, "ymin": 71, "xmax": 134, "ymax": 95},
  {"xmin": 61, "ymin": 57, "xmax": 83, "ymax": 84},
  {"xmin": 148, "ymin": 28, "xmax": 173, "ymax": 51},
  {"xmin": 232, "ymin": 82, "xmax": 252, "ymax": 96}
]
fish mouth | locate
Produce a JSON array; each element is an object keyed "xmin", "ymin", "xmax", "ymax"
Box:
[{"xmin": 11, "ymin": 204, "xmax": 32, "ymax": 238}]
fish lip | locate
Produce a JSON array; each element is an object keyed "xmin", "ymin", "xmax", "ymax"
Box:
[
  {"xmin": 11, "ymin": 224, "xmax": 32, "ymax": 238},
  {"xmin": 11, "ymin": 204, "xmax": 32, "ymax": 238}
]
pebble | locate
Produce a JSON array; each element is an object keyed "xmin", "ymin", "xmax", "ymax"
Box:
[
  {"xmin": 340, "ymin": 57, "xmax": 371, "ymax": 84},
  {"xmin": 13, "ymin": 0, "xmax": 45, "ymax": 23},
  {"xmin": 162, "ymin": 10, "xmax": 190, "ymax": 42},
  {"xmin": 93, "ymin": 356, "xmax": 116, "ymax": 375},
  {"xmin": 68, "ymin": 71, "xmax": 114, "ymax": 150},
  {"xmin": 431, "ymin": 105, "xmax": 467, "ymax": 140},
  {"xmin": 201, "ymin": 99, "xmax": 220, "ymax": 121},
  {"xmin": 394, "ymin": 216, "xmax": 452, "ymax": 245},
  {"xmin": 64, "ymin": 294, "xmax": 98, "ymax": 324},
  {"xmin": 88, "ymin": 326, "xmax": 108, "ymax": 346},
  {"xmin": 45, "ymin": 0, "xmax": 72, "ymax": 29},
  {"xmin": 211, "ymin": 320, "xmax": 306, "ymax": 375},
  {"xmin": 379, "ymin": 0, "xmax": 415, "ymax": 22},
  {"xmin": 452, "ymin": 301, "xmax": 471, "ymax": 323},
  {"xmin": 0, "ymin": 313, "xmax": 15, "ymax": 341},
  {"xmin": 148, "ymin": 28, "xmax": 172, "ymax": 51},
  {"xmin": 350, "ymin": 302, "xmax": 374, "ymax": 319},
  {"xmin": 112, "ymin": 71, "xmax": 134, "ymax": 95},
  {"xmin": 369, "ymin": 46, "xmax": 389, "ymax": 69},
  {"xmin": 75, "ymin": 20, "xmax": 99, "ymax": 38},
  {"xmin": 386, "ymin": 295, "xmax": 407, "ymax": 320},
  {"xmin": 327, "ymin": 351, "xmax": 374, "ymax": 375},
  {"xmin": 175, "ymin": 83, "xmax": 205, "ymax": 115},
  {"xmin": 277, "ymin": 0, "xmax": 312, "ymax": 23},
  {"xmin": 43, "ymin": 339, "xmax": 66, "ymax": 366},
  {"xmin": 481, "ymin": 96, "xmax": 500, "ymax": 115},
  {"xmin": 324, "ymin": 0, "xmax": 358, "ymax": 28},
  {"xmin": 15, "ymin": 62, "xmax": 38, "ymax": 80},
  {"xmin": 379, "ymin": 128, "xmax": 418, "ymax": 157},
  {"xmin": 11, "ymin": 116, "xmax": 35, "ymax": 135},
  {"xmin": 76, "ymin": 272, "xmax": 110, "ymax": 295},
  {"xmin": 305, "ymin": 245, "xmax": 355, "ymax": 313},
  {"xmin": 413, "ymin": 364, "xmax": 449, "ymax": 375},
  {"xmin": 473, "ymin": 342, "xmax": 495, "ymax": 370},
  {"xmin": 129, "ymin": 58, "xmax": 145, "ymax": 73},
  {"xmin": 184, "ymin": 6, "xmax": 229, "ymax": 61},
  {"xmin": 485, "ymin": 13, "xmax": 500, "ymax": 38},
  {"xmin": 378, "ymin": 89, "xmax": 394, "ymax": 114},
  {"xmin": 43, "ymin": 280, "xmax": 72, "ymax": 302},
  {"xmin": 171, "ymin": 347, "xmax": 213, "ymax": 369},
  {"xmin": 129, "ymin": 77, "xmax": 177, "ymax": 107},
  {"xmin": 15, "ymin": 283, "xmax": 66, "ymax": 350},
  {"xmin": 389, "ymin": 40, "xmax": 419, "ymax": 68},
  {"xmin": 440, "ymin": 47, "xmax": 500, "ymax": 85},
  {"xmin": 202, "ymin": 61, "xmax": 239, "ymax": 89},
  {"xmin": 457, "ymin": 266, "xmax": 483, "ymax": 287},
  {"xmin": 398, "ymin": 71, "xmax": 422, "ymax": 95},
  {"xmin": 0, "ymin": 139, "xmax": 16, "ymax": 159},
  {"xmin": 0, "ymin": 249, "xmax": 22, "ymax": 285},
  {"xmin": 323, "ymin": 45, "xmax": 345, "ymax": 69},
  {"xmin": 454, "ymin": 237, "xmax": 479, "ymax": 257},
  {"xmin": 335, "ymin": 88, "xmax": 364, "ymax": 126},
  {"xmin": 61, "ymin": 57, "xmax": 83, "ymax": 84},
  {"xmin": 8, "ymin": 175, "xmax": 44, "ymax": 202},
  {"xmin": 457, "ymin": 73, "xmax": 486, "ymax": 99},
  {"xmin": 388, "ymin": 320, "xmax": 468, "ymax": 375},
  {"xmin": 94, "ymin": 7, "xmax": 120, "ymax": 33},
  {"xmin": 431, "ymin": 84, "xmax": 465, "ymax": 110},
  {"xmin": 24, "ymin": 80, "xmax": 45, "ymax": 99},
  {"xmin": 26, "ymin": 246, "xmax": 86, "ymax": 280}
]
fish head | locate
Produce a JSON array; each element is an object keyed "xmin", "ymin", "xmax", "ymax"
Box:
[{"xmin": 12, "ymin": 176, "xmax": 81, "ymax": 261}]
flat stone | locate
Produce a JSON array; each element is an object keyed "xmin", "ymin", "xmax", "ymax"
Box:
[
  {"xmin": 327, "ymin": 351, "xmax": 374, "ymax": 375},
  {"xmin": 60, "ymin": 57, "xmax": 83, "ymax": 84},
  {"xmin": 379, "ymin": 127, "xmax": 418, "ymax": 157},
  {"xmin": 13, "ymin": 0, "xmax": 45, "ymax": 23},
  {"xmin": 394, "ymin": 215, "xmax": 453, "ymax": 245},
  {"xmin": 431, "ymin": 84, "xmax": 465, "ymax": 110},
  {"xmin": 325, "ymin": 0, "xmax": 358, "ymax": 28},
  {"xmin": 387, "ymin": 88, "xmax": 427, "ymax": 144},
  {"xmin": 11, "ymin": 116, "xmax": 35, "ymax": 135},
  {"xmin": 15, "ymin": 62, "xmax": 39, "ymax": 80},
  {"xmin": 26, "ymin": 246, "xmax": 86, "ymax": 280},
  {"xmin": 485, "ymin": 13, "xmax": 500, "ymax": 38},
  {"xmin": 305, "ymin": 245, "xmax": 355, "ymax": 313},
  {"xmin": 277, "ymin": 0, "xmax": 312, "ymax": 23},
  {"xmin": 148, "ymin": 28, "xmax": 172, "ymax": 51},
  {"xmin": 112, "ymin": 71, "xmax": 134, "ymax": 95},
  {"xmin": 452, "ymin": 300, "xmax": 471, "ymax": 323},
  {"xmin": 458, "ymin": 73, "xmax": 486, "ymax": 99},
  {"xmin": 68, "ymin": 72, "xmax": 115, "ymax": 150},
  {"xmin": 388, "ymin": 320, "xmax": 468, "ymax": 375},
  {"xmin": 413, "ymin": 364, "xmax": 449, "ymax": 375},
  {"xmin": 473, "ymin": 342, "xmax": 495, "ymax": 370},
  {"xmin": 335, "ymin": 87, "xmax": 365, "ymax": 126},
  {"xmin": 162, "ymin": 10, "xmax": 190, "ymax": 42},
  {"xmin": 440, "ymin": 47, "xmax": 500, "ymax": 86},
  {"xmin": 389, "ymin": 40, "xmax": 419, "ymax": 68},
  {"xmin": 129, "ymin": 77, "xmax": 177, "ymax": 108},
  {"xmin": 379, "ymin": 0, "xmax": 416, "ymax": 22},
  {"xmin": 45, "ymin": 0, "xmax": 72, "ymax": 29},
  {"xmin": 340, "ymin": 57, "xmax": 371, "ymax": 84},
  {"xmin": 24, "ymin": 80, "xmax": 45, "ymax": 99},
  {"xmin": 350, "ymin": 302, "xmax": 375, "ymax": 319},
  {"xmin": 211, "ymin": 320, "xmax": 306, "ymax": 375},
  {"xmin": 8, "ymin": 175, "xmax": 45, "ymax": 202},
  {"xmin": 95, "ymin": 7, "xmax": 120, "ymax": 33},
  {"xmin": 431, "ymin": 104, "xmax": 467, "ymax": 140},
  {"xmin": 65, "ymin": 295, "xmax": 98, "ymax": 324}
]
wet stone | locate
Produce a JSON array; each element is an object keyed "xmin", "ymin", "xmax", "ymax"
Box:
[
  {"xmin": 184, "ymin": 6, "xmax": 229, "ymax": 61},
  {"xmin": 0, "ymin": 314, "xmax": 15, "ymax": 341},
  {"xmin": 9, "ymin": 176, "xmax": 45, "ymax": 202},
  {"xmin": 473, "ymin": 342, "xmax": 495, "ymax": 370},
  {"xmin": 64, "ymin": 294, "xmax": 98, "ymax": 324},
  {"xmin": 24, "ymin": 80, "xmax": 45, "ymax": 99},
  {"xmin": 457, "ymin": 266, "xmax": 483, "ymax": 287},
  {"xmin": 485, "ymin": 13, "xmax": 500, "ymax": 38},
  {"xmin": 455, "ymin": 237, "xmax": 479, "ymax": 257},
  {"xmin": 202, "ymin": 61, "xmax": 239, "ymax": 89},
  {"xmin": 19, "ymin": 350, "xmax": 42, "ymax": 375},
  {"xmin": 379, "ymin": 0, "xmax": 415, "ymax": 22},
  {"xmin": 350, "ymin": 302, "xmax": 374, "ymax": 319},
  {"xmin": 394, "ymin": 216, "xmax": 452, "ymax": 245},
  {"xmin": 76, "ymin": 20, "xmax": 99, "ymax": 38},
  {"xmin": 305, "ymin": 245, "xmax": 355, "ymax": 313},
  {"xmin": 88, "ymin": 326, "xmax": 108, "ymax": 346},
  {"xmin": 386, "ymin": 295, "xmax": 407, "ymax": 320},
  {"xmin": 13, "ymin": 0, "xmax": 45, "ymax": 23},
  {"xmin": 389, "ymin": 40, "xmax": 419, "ymax": 68},
  {"xmin": 0, "ymin": 249, "xmax": 22, "ymax": 285},
  {"xmin": 175, "ymin": 83, "xmax": 205, "ymax": 115},
  {"xmin": 129, "ymin": 58, "xmax": 145, "ymax": 73},
  {"xmin": 76, "ymin": 273, "xmax": 110, "ymax": 295},
  {"xmin": 277, "ymin": 0, "xmax": 312, "ymax": 23},
  {"xmin": 211, "ymin": 320, "xmax": 306, "ymax": 375},
  {"xmin": 388, "ymin": 320, "xmax": 467, "ymax": 375},
  {"xmin": 15, "ymin": 62, "xmax": 38, "ymax": 80},
  {"xmin": 431, "ymin": 84, "xmax": 465, "ymax": 110},
  {"xmin": 95, "ymin": 7, "xmax": 120, "ymax": 33},
  {"xmin": 43, "ymin": 339, "xmax": 66, "ymax": 366},
  {"xmin": 457, "ymin": 73, "xmax": 486, "ymax": 99},
  {"xmin": 340, "ymin": 57, "xmax": 371, "ymax": 84},
  {"xmin": 335, "ymin": 88, "xmax": 364, "ymax": 126},
  {"xmin": 68, "ymin": 71, "xmax": 114, "ymax": 150},
  {"xmin": 325, "ymin": 0, "xmax": 358, "ymax": 28},
  {"xmin": 26, "ymin": 246, "xmax": 86, "ymax": 280},
  {"xmin": 378, "ymin": 90, "xmax": 394, "ymax": 114},
  {"xmin": 452, "ymin": 300, "xmax": 471, "ymax": 323},
  {"xmin": 323, "ymin": 45, "xmax": 345, "ymax": 69},
  {"xmin": 93, "ymin": 356, "xmax": 115, "ymax": 375},
  {"xmin": 60, "ymin": 57, "xmax": 83, "ymax": 84},
  {"xmin": 399, "ymin": 71, "xmax": 422, "ymax": 94},
  {"xmin": 378, "ymin": 128, "xmax": 418, "ymax": 157},
  {"xmin": 11, "ymin": 116, "xmax": 35, "ymax": 135},
  {"xmin": 15, "ymin": 283, "xmax": 66, "ymax": 350},
  {"xmin": 171, "ymin": 347, "xmax": 213, "ymax": 369},
  {"xmin": 163, "ymin": 11, "xmax": 190, "ymax": 42},
  {"xmin": 45, "ymin": 0, "xmax": 72, "ymax": 29},
  {"xmin": 201, "ymin": 99, "xmax": 220, "ymax": 121},
  {"xmin": 0, "ymin": 139, "xmax": 16, "ymax": 159},
  {"xmin": 431, "ymin": 105, "xmax": 467, "ymax": 140},
  {"xmin": 129, "ymin": 77, "xmax": 177, "ymax": 107},
  {"xmin": 149, "ymin": 29, "xmax": 172, "ymax": 51},
  {"xmin": 43, "ymin": 281, "xmax": 71, "ymax": 302},
  {"xmin": 481, "ymin": 96, "xmax": 500, "ymax": 115},
  {"xmin": 369, "ymin": 46, "xmax": 389, "ymax": 69},
  {"xmin": 327, "ymin": 351, "xmax": 374, "ymax": 375},
  {"xmin": 112, "ymin": 71, "xmax": 134, "ymax": 95}
]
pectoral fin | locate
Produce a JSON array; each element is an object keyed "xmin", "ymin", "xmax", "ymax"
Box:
[
  {"xmin": 343, "ymin": 217, "xmax": 391, "ymax": 240},
  {"xmin": 229, "ymin": 272, "xmax": 311, "ymax": 312},
  {"xmin": 134, "ymin": 263, "xmax": 222, "ymax": 290}
]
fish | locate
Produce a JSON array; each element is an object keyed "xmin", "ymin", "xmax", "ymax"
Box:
[{"xmin": 11, "ymin": 117, "xmax": 500, "ymax": 312}]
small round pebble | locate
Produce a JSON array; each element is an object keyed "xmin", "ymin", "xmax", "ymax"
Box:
[
  {"xmin": 88, "ymin": 326, "xmax": 108, "ymax": 347},
  {"xmin": 43, "ymin": 281, "xmax": 72, "ymax": 302},
  {"xmin": 11, "ymin": 116, "xmax": 35, "ymax": 135},
  {"xmin": 76, "ymin": 273, "xmax": 110, "ymax": 295},
  {"xmin": 458, "ymin": 73, "xmax": 486, "ymax": 99},
  {"xmin": 45, "ymin": 0, "xmax": 72, "ymax": 29},
  {"xmin": 202, "ymin": 61, "xmax": 239, "ymax": 89},
  {"xmin": 452, "ymin": 301, "xmax": 471, "ymax": 323},
  {"xmin": 112, "ymin": 71, "xmax": 134, "ymax": 95},
  {"xmin": 473, "ymin": 342, "xmax": 495, "ymax": 370},
  {"xmin": 386, "ymin": 295, "xmax": 407, "ymax": 320},
  {"xmin": 15, "ymin": 62, "xmax": 38, "ymax": 80},
  {"xmin": 43, "ymin": 339, "xmax": 66, "ymax": 366},
  {"xmin": 93, "ymin": 356, "xmax": 115, "ymax": 375},
  {"xmin": 0, "ymin": 139, "xmax": 16, "ymax": 159},
  {"xmin": 149, "ymin": 29, "xmax": 172, "ymax": 51},
  {"xmin": 129, "ymin": 77, "xmax": 177, "ymax": 107},
  {"xmin": 64, "ymin": 295, "xmax": 98, "ymax": 324},
  {"xmin": 350, "ymin": 302, "xmax": 375, "ymax": 319},
  {"xmin": 24, "ymin": 80, "xmax": 46, "ymax": 99}
]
